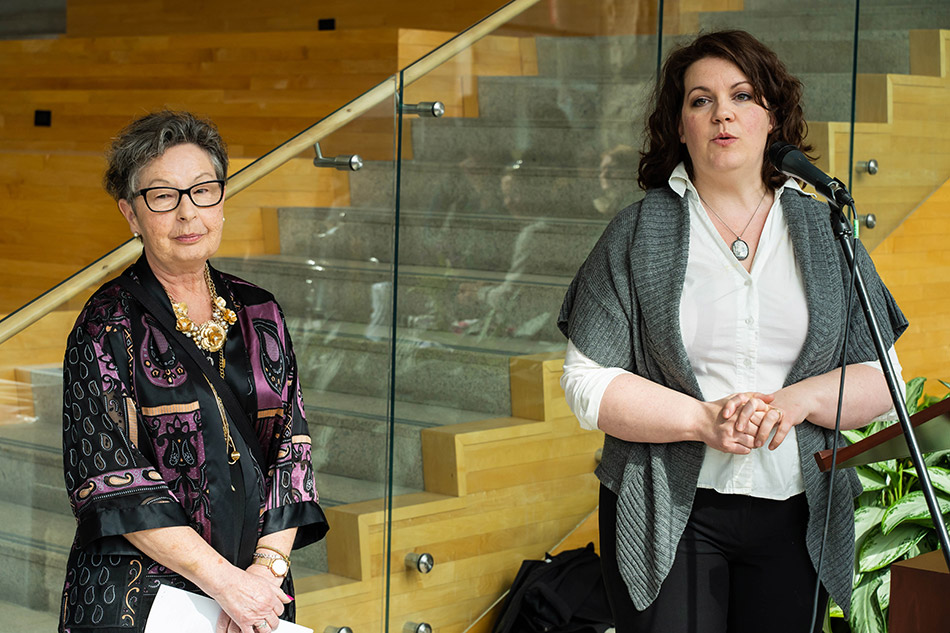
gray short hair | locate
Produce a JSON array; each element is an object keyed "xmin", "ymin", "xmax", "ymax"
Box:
[{"xmin": 104, "ymin": 111, "xmax": 229, "ymax": 203}]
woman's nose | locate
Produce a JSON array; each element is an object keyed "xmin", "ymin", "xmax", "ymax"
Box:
[
  {"xmin": 177, "ymin": 195, "xmax": 199, "ymax": 220},
  {"xmin": 713, "ymin": 104, "xmax": 734, "ymax": 122}
]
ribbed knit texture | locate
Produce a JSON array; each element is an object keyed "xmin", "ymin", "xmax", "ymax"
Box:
[{"xmin": 557, "ymin": 186, "xmax": 907, "ymax": 616}]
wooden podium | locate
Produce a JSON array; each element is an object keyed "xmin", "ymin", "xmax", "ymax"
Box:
[{"xmin": 815, "ymin": 398, "xmax": 950, "ymax": 633}]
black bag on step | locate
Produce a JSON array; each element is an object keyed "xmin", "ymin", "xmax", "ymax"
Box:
[{"xmin": 491, "ymin": 542, "xmax": 613, "ymax": 633}]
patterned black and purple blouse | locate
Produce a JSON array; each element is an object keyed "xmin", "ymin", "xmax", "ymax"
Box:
[{"xmin": 59, "ymin": 256, "xmax": 328, "ymax": 632}]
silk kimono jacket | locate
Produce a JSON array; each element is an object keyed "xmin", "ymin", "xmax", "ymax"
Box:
[{"xmin": 60, "ymin": 257, "xmax": 328, "ymax": 632}]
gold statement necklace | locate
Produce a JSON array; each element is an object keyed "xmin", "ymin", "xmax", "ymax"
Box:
[{"xmin": 167, "ymin": 265, "xmax": 241, "ymax": 463}]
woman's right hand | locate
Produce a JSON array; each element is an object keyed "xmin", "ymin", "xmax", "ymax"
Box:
[
  {"xmin": 213, "ymin": 566, "xmax": 290, "ymax": 633},
  {"xmin": 701, "ymin": 392, "xmax": 774, "ymax": 454}
]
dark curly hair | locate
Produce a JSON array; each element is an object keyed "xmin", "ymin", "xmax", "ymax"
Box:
[
  {"xmin": 104, "ymin": 110, "xmax": 228, "ymax": 203},
  {"xmin": 637, "ymin": 30, "xmax": 813, "ymax": 191}
]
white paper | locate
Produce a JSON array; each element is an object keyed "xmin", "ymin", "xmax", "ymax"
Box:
[{"xmin": 144, "ymin": 584, "xmax": 312, "ymax": 633}]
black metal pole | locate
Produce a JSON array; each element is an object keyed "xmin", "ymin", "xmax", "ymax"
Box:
[{"xmin": 828, "ymin": 204, "xmax": 950, "ymax": 571}]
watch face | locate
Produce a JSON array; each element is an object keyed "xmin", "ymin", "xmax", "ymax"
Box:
[{"xmin": 271, "ymin": 558, "xmax": 289, "ymax": 577}]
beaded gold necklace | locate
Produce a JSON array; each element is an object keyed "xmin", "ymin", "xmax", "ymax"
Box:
[{"xmin": 167, "ymin": 265, "xmax": 241, "ymax": 464}]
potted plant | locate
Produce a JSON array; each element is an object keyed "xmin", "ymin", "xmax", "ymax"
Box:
[{"xmin": 828, "ymin": 378, "xmax": 950, "ymax": 633}]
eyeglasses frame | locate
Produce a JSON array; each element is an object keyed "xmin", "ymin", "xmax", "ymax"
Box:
[{"xmin": 134, "ymin": 179, "xmax": 226, "ymax": 213}]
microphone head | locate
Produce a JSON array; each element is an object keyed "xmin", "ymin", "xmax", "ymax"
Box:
[{"xmin": 768, "ymin": 142, "xmax": 797, "ymax": 170}]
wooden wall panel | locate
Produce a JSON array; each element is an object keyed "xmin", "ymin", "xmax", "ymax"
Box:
[
  {"xmin": 873, "ymin": 180, "xmax": 950, "ymax": 397},
  {"xmin": 64, "ymin": 0, "xmax": 743, "ymax": 39}
]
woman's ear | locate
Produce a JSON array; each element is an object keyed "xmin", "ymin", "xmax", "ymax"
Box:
[{"xmin": 118, "ymin": 199, "xmax": 141, "ymax": 236}]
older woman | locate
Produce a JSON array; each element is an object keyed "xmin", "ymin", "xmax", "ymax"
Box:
[
  {"xmin": 60, "ymin": 111, "xmax": 327, "ymax": 633},
  {"xmin": 558, "ymin": 31, "xmax": 906, "ymax": 633}
]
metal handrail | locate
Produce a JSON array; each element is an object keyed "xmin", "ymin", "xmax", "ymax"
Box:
[{"xmin": 0, "ymin": 0, "xmax": 540, "ymax": 345}]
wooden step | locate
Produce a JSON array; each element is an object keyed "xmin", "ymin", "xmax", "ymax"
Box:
[{"xmin": 291, "ymin": 352, "xmax": 603, "ymax": 633}]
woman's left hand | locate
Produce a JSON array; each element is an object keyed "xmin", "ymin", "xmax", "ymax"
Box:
[
  {"xmin": 753, "ymin": 385, "xmax": 810, "ymax": 450},
  {"xmin": 220, "ymin": 565, "xmax": 287, "ymax": 633}
]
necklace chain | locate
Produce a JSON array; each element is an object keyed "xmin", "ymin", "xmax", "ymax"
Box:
[
  {"xmin": 166, "ymin": 265, "xmax": 240, "ymax": 463},
  {"xmin": 698, "ymin": 189, "xmax": 769, "ymax": 261}
]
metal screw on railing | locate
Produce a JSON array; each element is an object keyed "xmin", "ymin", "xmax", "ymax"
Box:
[
  {"xmin": 858, "ymin": 214, "xmax": 877, "ymax": 229},
  {"xmin": 324, "ymin": 627, "xmax": 353, "ymax": 633},
  {"xmin": 404, "ymin": 622, "xmax": 433, "ymax": 633},
  {"xmin": 401, "ymin": 101, "xmax": 445, "ymax": 118},
  {"xmin": 405, "ymin": 552, "xmax": 435, "ymax": 573},
  {"xmin": 313, "ymin": 142, "xmax": 362, "ymax": 171},
  {"xmin": 856, "ymin": 159, "xmax": 879, "ymax": 175}
]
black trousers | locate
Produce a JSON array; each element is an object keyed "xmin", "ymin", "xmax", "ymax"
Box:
[{"xmin": 599, "ymin": 485, "xmax": 828, "ymax": 633}]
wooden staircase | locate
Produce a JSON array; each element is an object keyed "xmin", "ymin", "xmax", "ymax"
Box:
[
  {"xmin": 807, "ymin": 29, "xmax": 950, "ymax": 253},
  {"xmin": 292, "ymin": 353, "xmax": 602, "ymax": 633}
]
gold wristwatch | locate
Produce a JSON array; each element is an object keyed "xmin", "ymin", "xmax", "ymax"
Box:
[{"xmin": 252, "ymin": 546, "xmax": 291, "ymax": 578}]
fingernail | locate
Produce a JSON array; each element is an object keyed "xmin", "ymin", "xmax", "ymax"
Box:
[{"xmin": 286, "ymin": 594, "xmax": 295, "ymax": 601}]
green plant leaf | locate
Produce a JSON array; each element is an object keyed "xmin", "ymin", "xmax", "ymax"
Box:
[
  {"xmin": 859, "ymin": 523, "xmax": 929, "ymax": 571},
  {"xmin": 843, "ymin": 428, "xmax": 868, "ymax": 444},
  {"xmin": 906, "ymin": 377, "xmax": 926, "ymax": 414},
  {"xmin": 925, "ymin": 466, "xmax": 950, "ymax": 496},
  {"xmin": 881, "ymin": 490, "xmax": 950, "ymax": 534},
  {"xmin": 854, "ymin": 505, "xmax": 886, "ymax": 546},
  {"xmin": 856, "ymin": 466, "xmax": 888, "ymax": 492},
  {"xmin": 828, "ymin": 598, "xmax": 844, "ymax": 619},
  {"xmin": 876, "ymin": 568, "xmax": 891, "ymax": 611},
  {"xmin": 850, "ymin": 570, "xmax": 887, "ymax": 633},
  {"xmin": 877, "ymin": 459, "xmax": 899, "ymax": 481},
  {"xmin": 925, "ymin": 450, "xmax": 950, "ymax": 468}
]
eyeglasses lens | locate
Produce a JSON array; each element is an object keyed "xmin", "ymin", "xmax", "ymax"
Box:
[{"xmin": 145, "ymin": 181, "xmax": 223, "ymax": 212}]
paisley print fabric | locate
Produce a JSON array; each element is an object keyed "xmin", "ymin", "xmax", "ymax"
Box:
[{"xmin": 60, "ymin": 257, "xmax": 328, "ymax": 632}]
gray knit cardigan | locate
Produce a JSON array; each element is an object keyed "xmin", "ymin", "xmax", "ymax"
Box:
[{"xmin": 557, "ymin": 186, "xmax": 907, "ymax": 615}]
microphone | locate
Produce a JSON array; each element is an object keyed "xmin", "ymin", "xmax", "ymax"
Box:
[{"xmin": 768, "ymin": 142, "xmax": 853, "ymax": 207}]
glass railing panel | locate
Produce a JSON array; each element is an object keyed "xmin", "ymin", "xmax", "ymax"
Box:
[
  {"xmin": 212, "ymin": 85, "xmax": 400, "ymax": 633},
  {"xmin": 388, "ymin": 2, "xmax": 662, "ymax": 631},
  {"xmin": 0, "ymin": 78, "xmax": 400, "ymax": 632},
  {"xmin": 849, "ymin": 5, "xmax": 950, "ymax": 403}
]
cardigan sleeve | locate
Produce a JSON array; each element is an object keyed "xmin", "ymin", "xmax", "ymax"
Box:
[{"xmin": 557, "ymin": 203, "xmax": 640, "ymax": 372}]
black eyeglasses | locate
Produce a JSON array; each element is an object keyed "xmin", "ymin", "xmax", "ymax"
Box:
[{"xmin": 134, "ymin": 180, "xmax": 225, "ymax": 213}]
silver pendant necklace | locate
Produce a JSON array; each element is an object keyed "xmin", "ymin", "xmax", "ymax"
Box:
[{"xmin": 698, "ymin": 189, "xmax": 769, "ymax": 261}]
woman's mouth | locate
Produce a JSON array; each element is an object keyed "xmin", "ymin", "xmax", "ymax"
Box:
[{"xmin": 175, "ymin": 233, "xmax": 204, "ymax": 243}]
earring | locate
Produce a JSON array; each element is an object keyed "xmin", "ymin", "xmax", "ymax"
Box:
[
  {"xmin": 222, "ymin": 217, "xmax": 226, "ymax": 223},
  {"xmin": 133, "ymin": 232, "xmax": 140, "ymax": 238}
]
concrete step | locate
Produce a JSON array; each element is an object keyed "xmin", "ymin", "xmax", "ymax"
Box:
[
  {"xmin": 698, "ymin": 6, "xmax": 950, "ymax": 38},
  {"xmin": 744, "ymin": 0, "xmax": 949, "ymax": 9},
  {"xmin": 0, "ymin": 599, "xmax": 59, "ymax": 631},
  {"xmin": 275, "ymin": 207, "xmax": 609, "ymax": 277},
  {"xmin": 475, "ymin": 75, "xmax": 653, "ymax": 123},
  {"xmin": 285, "ymin": 317, "xmax": 560, "ymax": 414},
  {"xmin": 0, "ymin": 498, "xmax": 72, "ymax": 612},
  {"xmin": 306, "ymin": 387, "xmax": 486, "ymax": 488},
  {"xmin": 533, "ymin": 34, "xmax": 678, "ymax": 79},
  {"xmin": 349, "ymin": 160, "xmax": 641, "ymax": 217},
  {"xmin": 214, "ymin": 256, "xmax": 572, "ymax": 346},
  {"xmin": 0, "ymin": 421, "xmax": 70, "ymax": 515},
  {"xmin": 409, "ymin": 116, "xmax": 646, "ymax": 167}
]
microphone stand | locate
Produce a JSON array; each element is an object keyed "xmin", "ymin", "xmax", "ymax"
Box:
[{"xmin": 827, "ymin": 197, "xmax": 950, "ymax": 572}]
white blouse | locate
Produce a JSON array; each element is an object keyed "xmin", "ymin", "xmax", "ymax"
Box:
[{"xmin": 561, "ymin": 164, "xmax": 903, "ymax": 500}]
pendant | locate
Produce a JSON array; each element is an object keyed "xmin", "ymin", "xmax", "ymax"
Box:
[
  {"xmin": 731, "ymin": 238, "xmax": 750, "ymax": 261},
  {"xmin": 229, "ymin": 450, "xmax": 241, "ymax": 464}
]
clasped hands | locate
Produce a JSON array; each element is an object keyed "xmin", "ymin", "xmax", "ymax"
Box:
[
  {"xmin": 216, "ymin": 563, "xmax": 290, "ymax": 633},
  {"xmin": 706, "ymin": 392, "xmax": 796, "ymax": 454}
]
